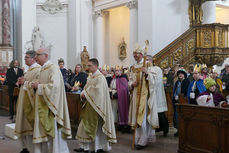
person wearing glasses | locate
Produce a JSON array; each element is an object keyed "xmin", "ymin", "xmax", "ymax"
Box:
[{"xmin": 30, "ymin": 48, "xmax": 71, "ymax": 153}]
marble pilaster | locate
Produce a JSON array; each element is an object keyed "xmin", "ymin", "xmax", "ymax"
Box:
[
  {"xmin": 126, "ymin": 0, "xmax": 138, "ymax": 64},
  {"xmin": 94, "ymin": 10, "xmax": 106, "ymax": 66},
  {"xmin": 2, "ymin": 0, "xmax": 11, "ymax": 46}
]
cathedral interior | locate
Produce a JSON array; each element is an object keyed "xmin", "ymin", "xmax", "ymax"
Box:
[{"xmin": 1, "ymin": 0, "xmax": 229, "ymax": 153}]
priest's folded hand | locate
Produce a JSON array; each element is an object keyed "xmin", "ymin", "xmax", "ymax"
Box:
[
  {"xmin": 17, "ymin": 77, "xmax": 25, "ymax": 85},
  {"xmin": 141, "ymin": 67, "xmax": 148, "ymax": 74},
  {"xmin": 31, "ymin": 81, "xmax": 39, "ymax": 89}
]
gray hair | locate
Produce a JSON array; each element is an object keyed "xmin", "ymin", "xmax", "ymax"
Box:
[
  {"xmin": 38, "ymin": 48, "xmax": 51, "ymax": 59},
  {"xmin": 25, "ymin": 50, "xmax": 36, "ymax": 58}
]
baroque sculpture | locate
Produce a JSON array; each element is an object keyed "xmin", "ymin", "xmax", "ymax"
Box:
[
  {"xmin": 81, "ymin": 46, "xmax": 90, "ymax": 71},
  {"xmin": 32, "ymin": 27, "xmax": 44, "ymax": 51},
  {"xmin": 119, "ymin": 37, "xmax": 127, "ymax": 60}
]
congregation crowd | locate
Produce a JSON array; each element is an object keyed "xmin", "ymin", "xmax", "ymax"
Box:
[{"xmin": 1, "ymin": 44, "xmax": 229, "ymax": 153}]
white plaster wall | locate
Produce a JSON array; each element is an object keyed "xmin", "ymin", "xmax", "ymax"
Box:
[
  {"xmin": 216, "ymin": 1, "xmax": 229, "ymax": 7},
  {"xmin": 15, "ymin": 0, "xmax": 36, "ymax": 68},
  {"xmin": 138, "ymin": 0, "xmax": 189, "ymax": 56},
  {"xmin": 36, "ymin": 1, "xmax": 68, "ymax": 67},
  {"xmin": 106, "ymin": 6, "xmax": 130, "ymax": 67}
]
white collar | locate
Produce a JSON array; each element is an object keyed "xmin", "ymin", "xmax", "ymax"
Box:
[
  {"xmin": 42, "ymin": 60, "xmax": 51, "ymax": 68},
  {"xmin": 92, "ymin": 69, "xmax": 100, "ymax": 76},
  {"xmin": 29, "ymin": 62, "xmax": 39, "ymax": 69},
  {"xmin": 137, "ymin": 58, "xmax": 144, "ymax": 64}
]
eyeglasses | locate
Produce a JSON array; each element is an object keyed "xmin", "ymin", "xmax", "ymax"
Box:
[
  {"xmin": 36, "ymin": 53, "xmax": 46, "ymax": 56},
  {"xmin": 24, "ymin": 56, "xmax": 31, "ymax": 59}
]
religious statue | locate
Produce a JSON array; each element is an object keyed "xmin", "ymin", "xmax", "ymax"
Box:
[
  {"xmin": 32, "ymin": 26, "xmax": 44, "ymax": 51},
  {"xmin": 119, "ymin": 37, "xmax": 127, "ymax": 60},
  {"xmin": 80, "ymin": 46, "xmax": 90, "ymax": 71}
]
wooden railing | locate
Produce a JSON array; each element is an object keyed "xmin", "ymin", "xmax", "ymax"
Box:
[{"xmin": 153, "ymin": 23, "xmax": 229, "ymax": 69}]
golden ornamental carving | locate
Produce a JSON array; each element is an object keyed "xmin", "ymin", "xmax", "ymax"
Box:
[
  {"xmin": 188, "ymin": 0, "xmax": 204, "ymax": 26},
  {"xmin": 154, "ymin": 23, "xmax": 229, "ymax": 69},
  {"xmin": 186, "ymin": 38, "xmax": 195, "ymax": 55},
  {"xmin": 173, "ymin": 48, "xmax": 182, "ymax": 63},
  {"xmin": 160, "ymin": 58, "xmax": 169, "ymax": 69},
  {"xmin": 188, "ymin": 0, "xmax": 217, "ymax": 26},
  {"xmin": 216, "ymin": 29, "xmax": 224, "ymax": 47},
  {"xmin": 203, "ymin": 30, "xmax": 212, "ymax": 47}
]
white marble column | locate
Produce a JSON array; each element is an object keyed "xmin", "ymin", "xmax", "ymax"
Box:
[
  {"xmin": 202, "ymin": 1, "xmax": 216, "ymax": 24},
  {"xmin": 94, "ymin": 10, "xmax": 105, "ymax": 66},
  {"xmin": 2, "ymin": 0, "xmax": 11, "ymax": 46},
  {"xmin": 15, "ymin": 0, "xmax": 36, "ymax": 66},
  {"xmin": 127, "ymin": 0, "xmax": 138, "ymax": 65}
]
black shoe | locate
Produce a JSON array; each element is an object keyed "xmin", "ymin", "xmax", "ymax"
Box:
[
  {"xmin": 9, "ymin": 116, "xmax": 13, "ymax": 120},
  {"xmin": 20, "ymin": 148, "xmax": 29, "ymax": 153},
  {"xmin": 163, "ymin": 131, "xmax": 168, "ymax": 137},
  {"xmin": 74, "ymin": 148, "xmax": 88, "ymax": 152},
  {"xmin": 135, "ymin": 145, "xmax": 146, "ymax": 150},
  {"xmin": 174, "ymin": 131, "xmax": 179, "ymax": 137},
  {"xmin": 96, "ymin": 149, "xmax": 104, "ymax": 153}
]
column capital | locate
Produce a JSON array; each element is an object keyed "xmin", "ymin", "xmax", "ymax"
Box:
[
  {"xmin": 126, "ymin": 0, "xmax": 138, "ymax": 9},
  {"xmin": 94, "ymin": 10, "xmax": 108, "ymax": 17}
]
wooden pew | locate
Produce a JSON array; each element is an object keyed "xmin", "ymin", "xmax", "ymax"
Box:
[
  {"xmin": 164, "ymin": 86, "xmax": 174, "ymax": 125},
  {"xmin": 0, "ymin": 85, "xmax": 82, "ymax": 131},
  {"xmin": 0, "ymin": 85, "xmax": 10, "ymax": 111},
  {"xmin": 177, "ymin": 104, "xmax": 229, "ymax": 153},
  {"xmin": 66, "ymin": 92, "xmax": 82, "ymax": 131}
]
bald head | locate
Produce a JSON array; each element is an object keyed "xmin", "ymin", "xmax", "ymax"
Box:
[
  {"xmin": 35, "ymin": 48, "xmax": 50, "ymax": 66},
  {"xmin": 37, "ymin": 48, "xmax": 50, "ymax": 55}
]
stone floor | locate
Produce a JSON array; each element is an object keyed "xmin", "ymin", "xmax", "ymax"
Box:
[{"xmin": 0, "ymin": 111, "xmax": 178, "ymax": 153}]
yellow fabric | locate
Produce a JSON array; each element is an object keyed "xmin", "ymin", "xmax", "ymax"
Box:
[
  {"xmin": 82, "ymin": 102, "xmax": 99, "ymax": 140},
  {"xmin": 216, "ymin": 78, "xmax": 223, "ymax": 92},
  {"xmin": 15, "ymin": 65, "xmax": 40, "ymax": 137},
  {"xmin": 23, "ymin": 91, "xmax": 35, "ymax": 127},
  {"xmin": 33, "ymin": 63, "xmax": 71, "ymax": 143},
  {"xmin": 128, "ymin": 60, "xmax": 159, "ymax": 128},
  {"xmin": 131, "ymin": 67, "xmax": 149, "ymax": 126},
  {"xmin": 76, "ymin": 70, "xmax": 117, "ymax": 144},
  {"xmin": 37, "ymin": 95, "xmax": 55, "ymax": 137}
]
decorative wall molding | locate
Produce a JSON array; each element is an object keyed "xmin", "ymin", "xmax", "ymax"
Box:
[
  {"xmin": 93, "ymin": 0, "xmax": 138, "ymax": 11},
  {"xmin": 126, "ymin": 0, "xmax": 138, "ymax": 9},
  {"xmin": 94, "ymin": 10, "xmax": 108, "ymax": 17},
  {"xmin": 36, "ymin": 0, "xmax": 68, "ymax": 15}
]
